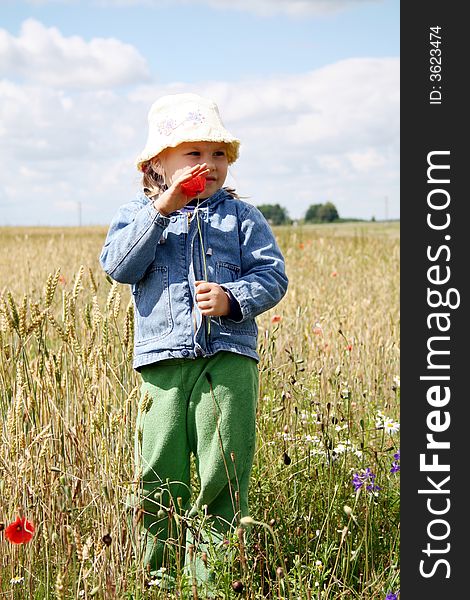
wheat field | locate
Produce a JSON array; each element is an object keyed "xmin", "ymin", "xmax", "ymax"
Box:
[{"xmin": 0, "ymin": 222, "xmax": 400, "ymax": 599}]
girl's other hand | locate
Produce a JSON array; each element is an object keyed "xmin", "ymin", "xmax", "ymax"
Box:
[
  {"xmin": 153, "ymin": 164, "xmax": 210, "ymax": 216},
  {"xmin": 194, "ymin": 281, "xmax": 230, "ymax": 317}
]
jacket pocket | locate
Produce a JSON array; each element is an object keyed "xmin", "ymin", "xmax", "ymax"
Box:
[
  {"xmin": 215, "ymin": 261, "xmax": 257, "ymax": 336},
  {"xmin": 133, "ymin": 265, "xmax": 173, "ymax": 345}
]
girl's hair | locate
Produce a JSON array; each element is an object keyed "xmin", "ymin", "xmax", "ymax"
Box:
[
  {"xmin": 141, "ymin": 158, "xmax": 240, "ymax": 200},
  {"xmin": 141, "ymin": 160, "xmax": 166, "ymax": 198}
]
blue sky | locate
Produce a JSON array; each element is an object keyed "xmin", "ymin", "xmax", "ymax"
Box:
[{"xmin": 0, "ymin": 0, "xmax": 399, "ymax": 225}]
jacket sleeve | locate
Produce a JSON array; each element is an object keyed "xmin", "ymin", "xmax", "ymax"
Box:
[
  {"xmin": 99, "ymin": 193, "xmax": 171, "ymax": 284},
  {"xmin": 221, "ymin": 204, "xmax": 288, "ymax": 321}
]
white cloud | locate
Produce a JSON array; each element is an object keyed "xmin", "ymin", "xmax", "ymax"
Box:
[
  {"xmin": 347, "ymin": 148, "xmax": 386, "ymax": 172},
  {"xmin": 0, "ymin": 56, "xmax": 399, "ymax": 225},
  {"xmin": 0, "ymin": 19, "xmax": 150, "ymax": 88},
  {"xmin": 19, "ymin": 0, "xmax": 380, "ymax": 16},
  {"xmin": 185, "ymin": 0, "xmax": 379, "ymax": 17}
]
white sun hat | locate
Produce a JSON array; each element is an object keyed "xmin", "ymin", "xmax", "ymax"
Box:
[{"xmin": 135, "ymin": 93, "xmax": 240, "ymax": 172}]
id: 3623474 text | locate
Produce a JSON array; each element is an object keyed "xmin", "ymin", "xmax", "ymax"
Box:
[{"xmin": 429, "ymin": 26, "xmax": 443, "ymax": 105}]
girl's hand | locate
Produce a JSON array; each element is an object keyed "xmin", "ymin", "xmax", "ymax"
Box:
[
  {"xmin": 153, "ymin": 164, "xmax": 210, "ymax": 216},
  {"xmin": 194, "ymin": 281, "xmax": 231, "ymax": 317}
]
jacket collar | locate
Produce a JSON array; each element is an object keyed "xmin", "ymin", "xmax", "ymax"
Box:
[{"xmin": 191, "ymin": 187, "xmax": 232, "ymax": 211}]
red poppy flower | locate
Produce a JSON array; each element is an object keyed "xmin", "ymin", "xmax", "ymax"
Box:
[
  {"xmin": 271, "ymin": 315, "xmax": 282, "ymax": 323},
  {"xmin": 181, "ymin": 175, "xmax": 206, "ymax": 197},
  {"xmin": 4, "ymin": 517, "xmax": 35, "ymax": 544}
]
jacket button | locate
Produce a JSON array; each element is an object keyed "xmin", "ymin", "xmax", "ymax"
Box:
[{"xmin": 182, "ymin": 349, "xmax": 190, "ymax": 357}]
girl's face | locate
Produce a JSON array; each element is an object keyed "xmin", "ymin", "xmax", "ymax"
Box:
[{"xmin": 157, "ymin": 141, "xmax": 229, "ymax": 199}]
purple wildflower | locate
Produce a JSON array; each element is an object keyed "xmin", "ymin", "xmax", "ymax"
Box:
[
  {"xmin": 390, "ymin": 449, "xmax": 400, "ymax": 474},
  {"xmin": 352, "ymin": 468, "xmax": 381, "ymax": 493},
  {"xmin": 385, "ymin": 591, "xmax": 399, "ymax": 600}
]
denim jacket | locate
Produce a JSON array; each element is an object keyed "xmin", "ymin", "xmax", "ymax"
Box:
[{"xmin": 99, "ymin": 188, "xmax": 288, "ymax": 370}]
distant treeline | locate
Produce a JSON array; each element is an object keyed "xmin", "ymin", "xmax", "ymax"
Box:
[{"xmin": 257, "ymin": 202, "xmax": 383, "ymax": 225}]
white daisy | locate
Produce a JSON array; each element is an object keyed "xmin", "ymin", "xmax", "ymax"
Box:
[{"xmin": 384, "ymin": 420, "xmax": 400, "ymax": 435}]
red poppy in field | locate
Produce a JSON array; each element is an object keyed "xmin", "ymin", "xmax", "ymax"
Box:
[
  {"xmin": 331, "ymin": 271, "xmax": 338, "ymax": 277},
  {"xmin": 181, "ymin": 175, "xmax": 206, "ymax": 197},
  {"xmin": 271, "ymin": 315, "xmax": 282, "ymax": 323},
  {"xmin": 4, "ymin": 517, "xmax": 35, "ymax": 544},
  {"xmin": 299, "ymin": 243, "xmax": 305, "ymax": 250},
  {"xmin": 346, "ymin": 345, "xmax": 353, "ymax": 352}
]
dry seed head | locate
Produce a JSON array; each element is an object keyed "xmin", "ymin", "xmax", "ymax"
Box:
[
  {"xmin": 124, "ymin": 303, "xmax": 133, "ymax": 346},
  {"xmin": 18, "ymin": 295, "xmax": 27, "ymax": 337},
  {"xmin": 106, "ymin": 282, "xmax": 118, "ymax": 313},
  {"xmin": 140, "ymin": 391, "xmax": 153, "ymax": 413},
  {"xmin": 102, "ymin": 319, "xmax": 109, "ymax": 346},
  {"xmin": 111, "ymin": 413, "xmax": 121, "ymax": 434},
  {"xmin": 113, "ymin": 292, "xmax": 121, "ymax": 319},
  {"xmin": 88, "ymin": 267, "xmax": 98, "ymax": 294},
  {"xmin": 100, "ymin": 437, "xmax": 107, "ymax": 459},
  {"xmin": 68, "ymin": 295, "xmax": 76, "ymax": 322},
  {"xmin": 92, "ymin": 296, "xmax": 102, "ymax": 330},
  {"xmin": 84, "ymin": 301, "xmax": 92, "ymax": 328},
  {"xmin": 7, "ymin": 405, "xmax": 16, "ymax": 440},
  {"xmin": 39, "ymin": 438, "xmax": 50, "ymax": 461},
  {"xmin": 74, "ymin": 529, "xmax": 84, "ymax": 561},
  {"xmin": 16, "ymin": 361, "xmax": 25, "ymax": 388},
  {"xmin": 92, "ymin": 413, "xmax": 103, "ymax": 433},
  {"xmin": 6, "ymin": 292, "xmax": 20, "ymax": 330},
  {"xmin": 0, "ymin": 305, "xmax": 10, "ymax": 332},
  {"xmin": 55, "ymin": 572, "xmax": 65, "ymax": 599},
  {"xmin": 47, "ymin": 311, "xmax": 68, "ymax": 343},
  {"xmin": 15, "ymin": 390, "xmax": 24, "ymax": 430},
  {"xmin": 44, "ymin": 269, "xmax": 61, "ymax": 308},
  {"xmin": 26, "ymin": 309, "xmax": 48, "ymax": 336},
  {"xmin": 69, "ymin": 334, "xmax": 81, "ymax": 356},
  {"xmin": 72, "ymin": 266, "xmax": 85, "ymax": 300},
  {"xmin": 61, "ymin": 290, "xmax": 69, "ymax": 324}
]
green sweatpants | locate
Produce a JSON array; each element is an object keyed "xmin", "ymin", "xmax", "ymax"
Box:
[{"xmin": 132, "ymin": 350, "xmax": 259, "ymax": 580}]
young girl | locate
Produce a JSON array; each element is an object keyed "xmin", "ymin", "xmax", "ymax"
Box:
[{"xmin": 99, "ymin": 92, "xmax": 288, "ymax": 587}]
